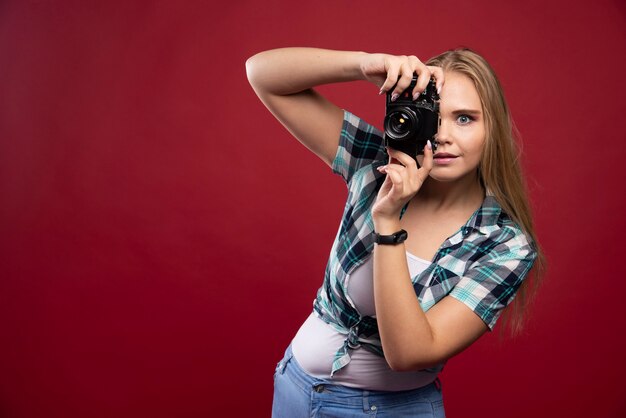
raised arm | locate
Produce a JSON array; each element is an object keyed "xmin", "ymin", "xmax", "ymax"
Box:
[{"xmin": 245, "ymin": 48, "xmax": 443, "ymax": 167}]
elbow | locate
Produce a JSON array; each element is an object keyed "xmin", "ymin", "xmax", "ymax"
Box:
[
  {"xmin": 386, "ymin": 357, "xmax": 411, "ymax": 372},
  {"xmin": 245, "ymin": 54, "xmax": 260, "ymax": 87},
  {"xmin": 386, "ymin": 352, "xmax": 444, "ymax": 373},
  {"xmin": 380, "ymin": 326, "xmax": 451, "ymax": 372},
  {"xmin": 245, "ymin": 50, "xmax": 274, "ymax": 89}
]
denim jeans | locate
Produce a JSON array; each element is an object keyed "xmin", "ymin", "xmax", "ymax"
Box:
[{"xmin": 272, "ymin": 345, "xmax": 446, "ymax": 417}]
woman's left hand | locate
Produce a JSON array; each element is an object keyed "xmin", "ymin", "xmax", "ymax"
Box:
[{"xmin": 372, "ymin": 142, "xmax": 434, "ymax": 225}]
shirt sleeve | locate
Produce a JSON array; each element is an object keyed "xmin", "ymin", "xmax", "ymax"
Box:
[
  {"xmin": 331, "ymin": 110, "xmax": 387, "ymax": 184},
  {"xmin": 448, "ymin": 226, "xmax": 538, "ymax": 330}
]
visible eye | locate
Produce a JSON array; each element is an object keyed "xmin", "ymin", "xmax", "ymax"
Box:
[{"xmin": 457, "ymin": 114, "xmax": 474, "ymax": 125}]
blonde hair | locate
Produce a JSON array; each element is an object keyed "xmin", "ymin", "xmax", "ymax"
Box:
[{"xmin": 426, "ymin": 48, "xmax": 546, "ymax": 336}]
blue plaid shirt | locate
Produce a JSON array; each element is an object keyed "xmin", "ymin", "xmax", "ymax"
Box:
[{"xmin": 312, "ymin": 110, "xmax": 538, "ymax": 376}]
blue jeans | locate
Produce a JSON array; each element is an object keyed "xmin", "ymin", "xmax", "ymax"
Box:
[{"xmin": 272, "ymin": 345, "xmax": 446, "ymax": 417}]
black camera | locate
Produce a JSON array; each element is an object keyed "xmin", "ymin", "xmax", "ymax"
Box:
[{"xmin": 384, "ymin": 75, "xmax": 440, "ymax": 159}]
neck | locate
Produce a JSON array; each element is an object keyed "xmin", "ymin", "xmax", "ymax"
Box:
[{"xmin": 414, "ymin": 172, "xmax": 485, "ymax": 212}]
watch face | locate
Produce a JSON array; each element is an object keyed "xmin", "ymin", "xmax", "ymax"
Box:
[{"xmin": 396, "ymin": 230, "xmax": 408, "ymax": 242}]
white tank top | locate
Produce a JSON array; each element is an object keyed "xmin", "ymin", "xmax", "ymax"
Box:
[{"xmin": 291, "ymin": 252, "xmax": 443, "ymax": 391}]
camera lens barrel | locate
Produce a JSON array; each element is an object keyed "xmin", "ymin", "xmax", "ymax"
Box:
[{"xmin": 384, "ymin": 108, "xmax": 420, "ymax": 140}]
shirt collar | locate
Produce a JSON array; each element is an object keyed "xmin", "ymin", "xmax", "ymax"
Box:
[{"xmin": 465, "ymin": 195, "xmax": 503, "ymax": 235}]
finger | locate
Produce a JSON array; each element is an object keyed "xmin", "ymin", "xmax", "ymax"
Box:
[
  {"xmin": 384, "ymin": 166, "xmax": 405, "ymax": 195},
  {"xmin": 385, "ymin": 150, "xmax": 414, "ymax": 189},
  {"xmin": 379, "ymin": 162, "xmax": 406, "ymax": 181},
  {"xmin": 407, "ymin": 56, "xmax": 423, "ymax": 98},
  {"xmin": 414, "ymin": 61, "xmax": 431, "ymax": 93},
  {"xmin": 391, "ymin": 59, "xmax": 415, "ymax": 99},
  {"xmin": 417, "ymin": 140, "xmax": 434, "ymax": 182},
  {"xmin": 377, "ymin": 169, "xmax": 394, "ymax": 193},
  {"xmin": 387, "ymin": 155, "xmax": 402, "ymax": 166},
  {"xmin": 378, "ymin": 163, "xmax": 406, "ymax": 182},
  {"xmin": 387, "ymin": 148, "xmax": 419, "ymax": 189},
  {"xmin": 379, "ymin": 62, "xmax": 400, "ymax": 95},
  {"xmin": 426, "ymin": 66, "xmax": 445, "ymax": 95},
  {"xmin": 387, "ymin": 147, "xmax": 418, "ymax": 172}
]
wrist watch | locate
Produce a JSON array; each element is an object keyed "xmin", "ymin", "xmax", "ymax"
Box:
[{"xmin": 373, "ymin": 229, "xmax": 408, "ymax": 245}]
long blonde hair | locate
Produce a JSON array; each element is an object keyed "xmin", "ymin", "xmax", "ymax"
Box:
[{"xmin": 426, "ymin": 48, "xmax": 546, "ymax": 336}]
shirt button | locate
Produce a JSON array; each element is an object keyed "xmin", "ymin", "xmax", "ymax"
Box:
[{"xmin": 370, "ymin": 405, "xmax": 377, "ymax": 411}]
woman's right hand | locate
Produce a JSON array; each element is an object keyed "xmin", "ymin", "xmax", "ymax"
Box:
[{"xmin": 359, "ymin": 53, "xmax": 444, "ymax": 101}]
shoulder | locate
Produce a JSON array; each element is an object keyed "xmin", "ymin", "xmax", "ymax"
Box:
[
  {"xmin": 341, "ymin": 110, "xmax": 383, "ymax": 138},
  {"xmin": 477, "ymin": 196, "xmax": 532, "ymax": 239},
  {"xmin": 448, "ymin": 196, "xmax": 537, "ymax": 329},
  {"xmin": 332, "ymin": 110, "xmax": 387, "ymax": 185}
]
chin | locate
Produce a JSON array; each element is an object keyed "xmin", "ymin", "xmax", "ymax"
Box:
[
  {"xmin": 427, "ymin": 172, "xmax": 460, "ymax": 183},
  {"xmin": 429, "ymin": 167, "xmax": 483, "ymax": 185}
]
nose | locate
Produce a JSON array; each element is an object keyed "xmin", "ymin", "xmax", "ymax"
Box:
[{"xmin": 434, "ymin": 117, "xmax": 451, "ymax": 146}]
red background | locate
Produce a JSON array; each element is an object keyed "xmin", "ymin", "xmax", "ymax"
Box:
[{"xmin": 1, "ymin": 1, "xmax": 625, "ymax": 417}]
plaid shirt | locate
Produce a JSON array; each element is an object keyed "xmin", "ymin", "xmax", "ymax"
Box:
[{"xmin": 312, "ymin": 110, "xmax": 538, "ymax": 376}]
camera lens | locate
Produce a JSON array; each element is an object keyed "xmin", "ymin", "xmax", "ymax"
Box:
[
  {"xmin": 385, "ymin": 109, "xmax": 419, "ymax": 140},
  {"xmin": 390, "ymin": 113, "xmax": 409, "ymax": 133}
]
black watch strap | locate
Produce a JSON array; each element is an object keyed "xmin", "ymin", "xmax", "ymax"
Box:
[{"xmin": 374, "ymin": 229, "xmax": 408, "ymax": 245}]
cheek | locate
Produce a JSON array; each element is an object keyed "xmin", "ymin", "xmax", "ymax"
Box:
[
  {"xmin": 461, "ymin": 137, "xmax": 485, "ymax": 169},
  {"xmin": 470, "ymin": 131, "xmax": 486, "ymax": 159},
  {"xmin": 469, "ymin": 144, "xmax": 484, "ymax": 165},
  {"xmin": 474, "ymin": 139, "xmax": 486, "ymax": 157}
]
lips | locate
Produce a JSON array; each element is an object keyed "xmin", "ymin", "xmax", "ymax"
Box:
[{"xmin": 433, "ymin": 153, "xmax": 457, "ymax": 159}]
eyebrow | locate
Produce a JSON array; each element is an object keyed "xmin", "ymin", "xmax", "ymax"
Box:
[{"xmin": 450, "ymin": 109, "xmax": 482, "ymax": 116}]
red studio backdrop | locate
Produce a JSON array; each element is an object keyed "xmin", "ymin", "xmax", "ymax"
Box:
[{"xmin": 1, "ymin": 1, "xmax": 625, "ymax": 417}]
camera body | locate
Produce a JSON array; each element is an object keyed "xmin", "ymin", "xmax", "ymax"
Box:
[{"xmin": 384, "ymin": 75, "xmax": 440, "ymax": 159}]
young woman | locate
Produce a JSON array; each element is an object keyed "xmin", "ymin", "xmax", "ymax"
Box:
[{"xmin": 246, "ymin": 47, "xmax": 544, "ymax": 417}]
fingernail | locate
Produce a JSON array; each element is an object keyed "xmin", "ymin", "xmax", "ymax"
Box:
[
  {"xmin": 427, "ymin": 140, "xmax": 432, "ymax": 150},
  {"xmin": 437, "ymin": 86, "xmax": 441, "ymax": 95},
  {"xmin": 379, "ymin": 88, "xmax": 384, "ymax": 95},
  {"xmin": 391, "ymin": 93, "xmax": 399, "ymax": 102},
  {"xmin": 412, "ymin": 92, "xmax": 420, "ymax": 100}
]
